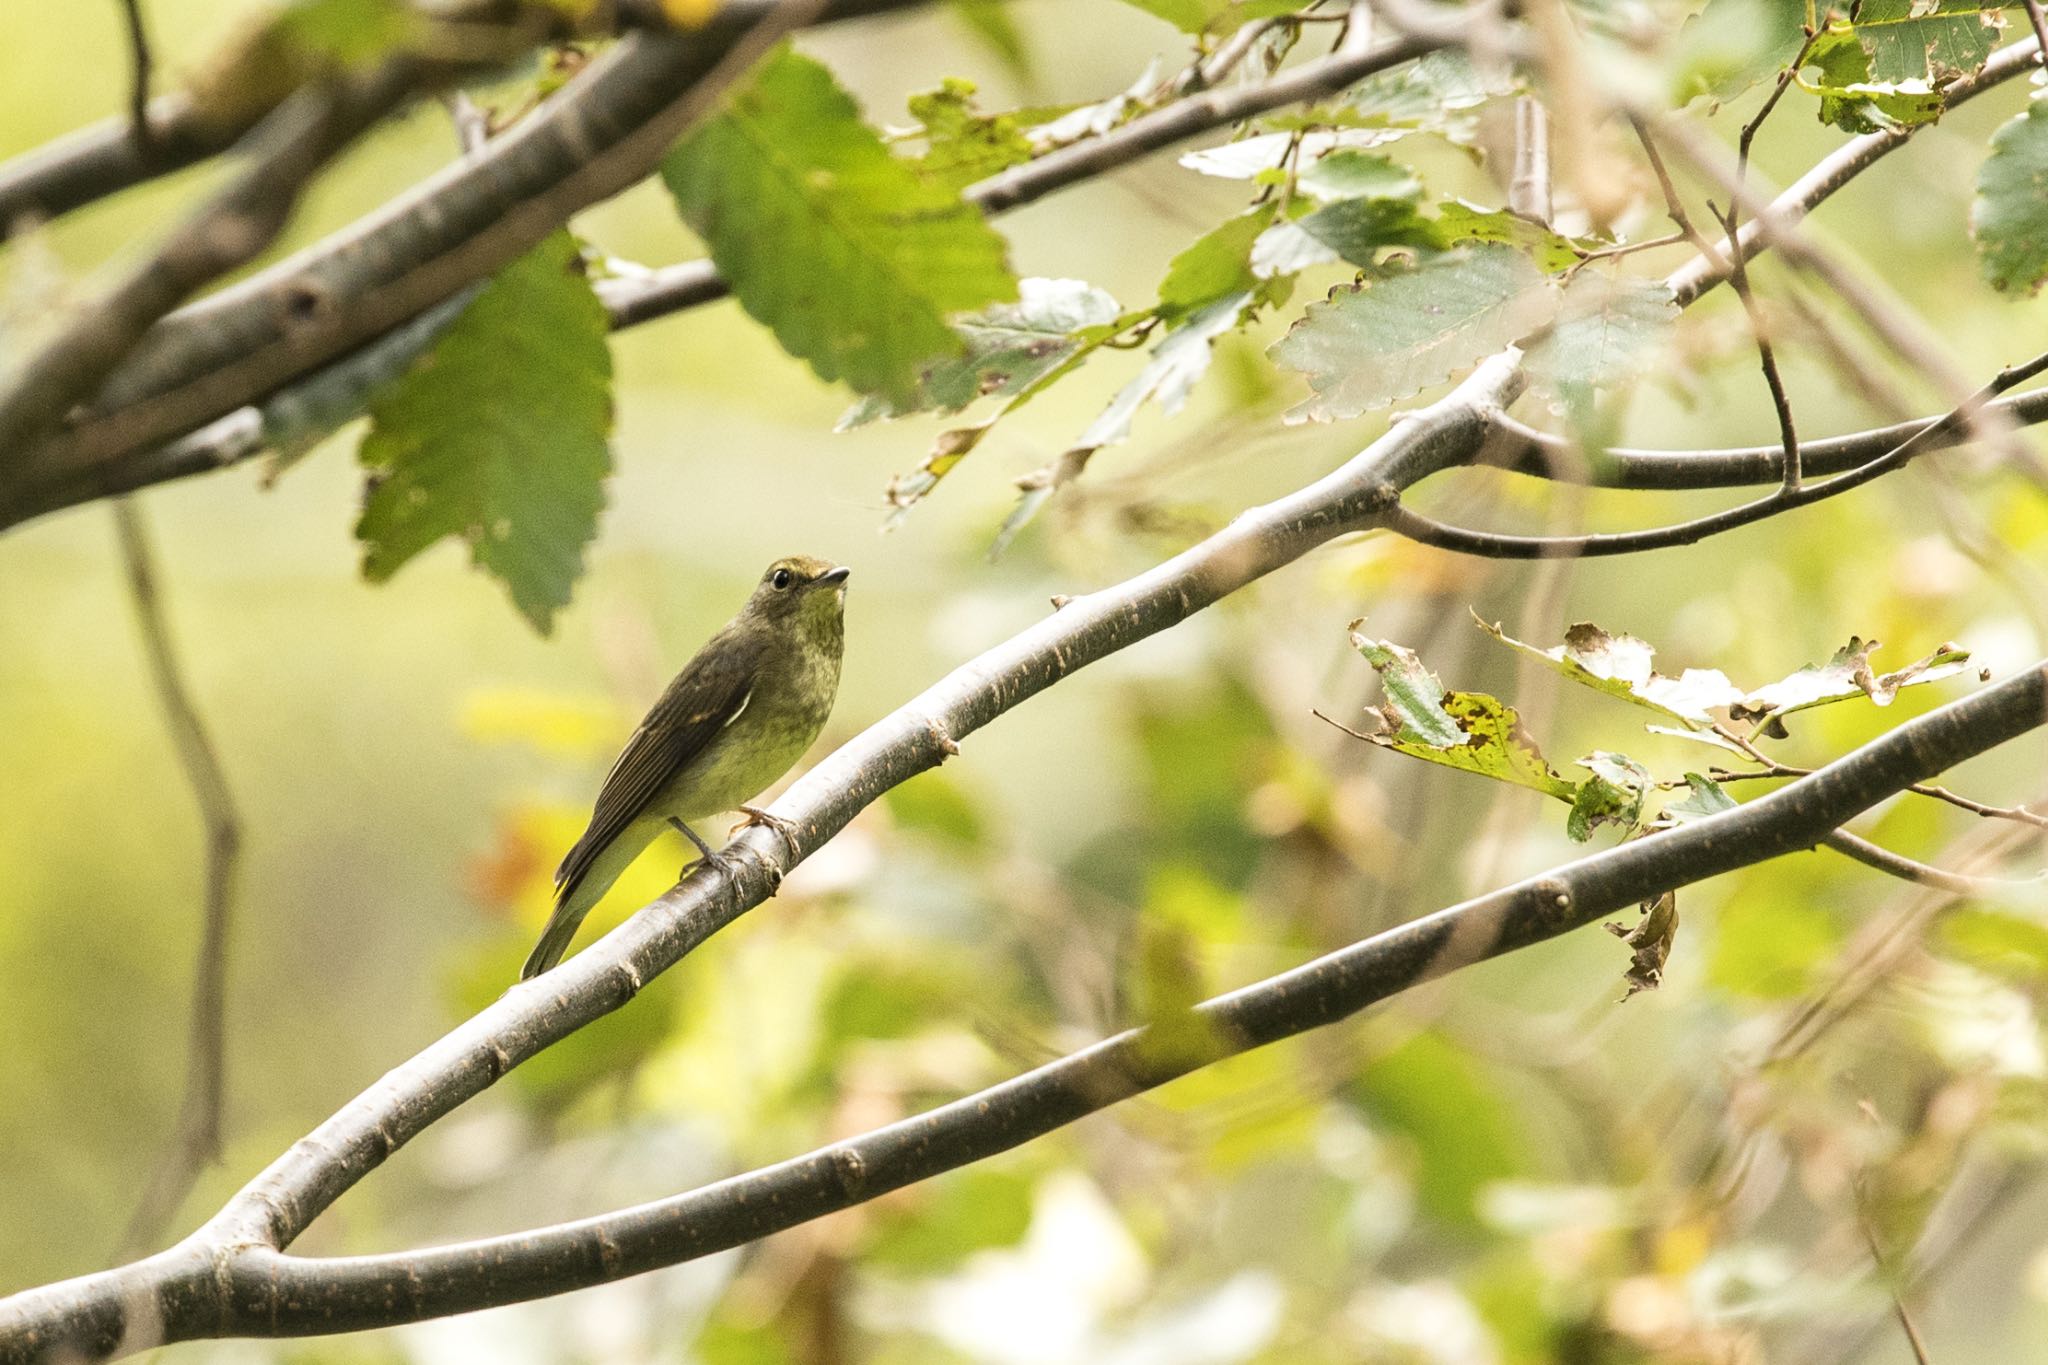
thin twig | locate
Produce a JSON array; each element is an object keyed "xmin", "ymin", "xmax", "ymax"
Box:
[
  {"xmin": 116, "ymin": 0, "xmax": 153, "ymax": 150},
  {"xmin": 1383, "ymin": 351, "xmax": 2048, "ymax": 558},
  {"xmin": 1709, "ymin": 200, "xmax": 1803, "ymax": 489},
  {"xmin": 107, "ymin": 498, "xmax": 243, "ymax": 1257}
]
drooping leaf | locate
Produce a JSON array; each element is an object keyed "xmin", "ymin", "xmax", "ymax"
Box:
[
  {"xmin": 1729, "ymin": 638, "xmax": 1972, "ymax": 724},
  {"xmin": 661, "ymin": 47, "xmax": 1017, "ymax": 404},
  {"xmin": 1522, "ymin": 273, "xmax": 1679, "ymax": 408},
  {"xmin": 1974, "ymin": 100, "xmax": 2048, "ymax": 295},
  {"xmin": 1476, "ymin": 617, "xmax": 1744, "ymax": 727},
  {"xmin": 1605, "ymin": 891, "xmax": 1679, "ymax": 998},
  {"xmin": 1159, "ymin": 208, "xmax": 1277, "ymax": 320},
  {"xmin": 1347, "ymin": 628, "xmax": 1579, "ymax": 800},
  {"xmin": 356, "ymin": 231, "xmax": 611, "ymax": 634},
  {"xmin": 839, "ymin": 277, "xmax": 1123, "ymax": 426},
  {"xmin": 1270, "ymin": 246, "xmax": 1560, "ymax": 422},
  {"xmin": 906, "ymin": 77, "xmax": 1035, "ymax": 193},
  {"xmin": 1075, "ymin": 292, "xmax": 1254, "ymax": 452}
]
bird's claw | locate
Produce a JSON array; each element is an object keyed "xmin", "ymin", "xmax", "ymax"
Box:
[{"xmin": 733, "ymin": 804, "xmax": 802, "ymax": 863}]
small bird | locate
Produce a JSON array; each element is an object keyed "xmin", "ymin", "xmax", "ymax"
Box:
[{"xmin": 521, "ymin": 555, "xmax": 850, "ymax": 979}]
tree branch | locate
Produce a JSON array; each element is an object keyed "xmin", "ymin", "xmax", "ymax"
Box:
[
  {"xmin": 6, "ymin": 651, "xmax": 2040, "ymax": 1357},
  {"xmin": 106, "ymin": 499, "xmax": 244, "ymax": 1257}
]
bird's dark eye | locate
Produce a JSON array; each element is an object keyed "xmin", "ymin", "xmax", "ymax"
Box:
[{"xmin": 772, "ymin": 568, "xmax": 793, "ymax": 590}]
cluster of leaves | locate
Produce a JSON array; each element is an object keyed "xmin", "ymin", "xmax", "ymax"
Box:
[{"xmin": 1337, "ymin": 616, "xmax": 1973, "ymax": 990}]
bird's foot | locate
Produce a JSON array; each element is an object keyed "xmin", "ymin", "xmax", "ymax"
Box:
[
  {"xmin": 733, "ymin": 804, "xmax": 802, "ymax": 864},
  {"xmin": 668, "ymin": 816, "xmax": 739, "ymax": 882}
]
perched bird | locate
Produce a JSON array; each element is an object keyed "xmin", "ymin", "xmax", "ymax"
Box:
[{"xmin": 521, "ymin": 556, "xmax": 850, "ymax": 979}]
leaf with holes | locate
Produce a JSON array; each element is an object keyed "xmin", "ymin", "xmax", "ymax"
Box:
[
  {"xmin": 662, "ymin": 47, "xmax": 1016, "ymax": 405},
  {"xmin": 1568, "ymin": 751, "xmax": 1652, "ymax": 841},
  {"xmin": 356, "ymin": 231, "xmax": 612, "ymax": 634},
  {"xmin": 1975, "ymin": 101, "xmax": 2048, "ymax": 295},
  {"xmin": 1347, "ymin": 627, "xmax": 1579, "ymax": 800},
  {"xmin": 1475, "ymin": 618, "xmax": 1744, "ymax": 728},
  {"xmin": 906, "ymin": 77, "xmax": 1035, "ymax": 194},
  {"xmin": 1812, "ymin": 0, "xmax": 2005, "ymax": 85},
  {"xmin": 1270, "ymin": 246, "xmax": 1560, "ymax": 422},
  {"xmin": 1730, "ymin": 638, "xmax": 1972, "ymax": 724}
]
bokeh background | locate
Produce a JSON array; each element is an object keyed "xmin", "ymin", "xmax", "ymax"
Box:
[{"xmin": 5, "ymin": 2, "xmax": 2048, "ymax": 1361}]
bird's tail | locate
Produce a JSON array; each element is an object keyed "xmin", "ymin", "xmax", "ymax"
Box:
[
  {"xmin": 520, "ymin": 902, "xmax": 586, "ymax": 980},
  {"xmin": 519, "ymin": 815, "xmax": 661, "ymax": 980}
]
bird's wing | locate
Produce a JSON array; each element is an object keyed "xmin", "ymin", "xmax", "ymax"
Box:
[{"xmin": 554, "ymin": 625, "xmax": 760, "ymax": 899}]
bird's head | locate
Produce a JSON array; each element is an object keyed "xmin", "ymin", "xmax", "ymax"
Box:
[{"xmin": 745, "ymin": 555, "xmax": 850, "ymax": 641}]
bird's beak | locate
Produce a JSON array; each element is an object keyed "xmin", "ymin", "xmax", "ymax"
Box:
[{"xmin": 820, "ymin": 566, "xmax": 851, "ymax": 586}]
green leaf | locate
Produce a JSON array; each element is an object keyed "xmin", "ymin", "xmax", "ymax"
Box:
[
  {"xmin": 839, "ymin": 277, "xmax": 1123, "ymax": 425},
  {"xmin": 1476, "ymin": 617, "xmax": 1744, "ymax": 726},
  {"xmin": 1269, "ymin": 246, "xmax": 1560, "ymax": 422},
  {"xmin": 661, "ymin": 47, "xmax": 1017, "ymax": 404},
  {"xmin": 1433, "ymin": 202, "xmax": 1597, "ymax": 273},
  {"xmin": 1815, "ymin": 0, "xmax": 2004, "ymax": 84},
  {"xmin": 907, "ymin": 77, "xmax": 1035, "ymax": 194},
  {"xmin": 1159, "ymin": 207, "xmax": 1277, "ymax": 320},
  {"xmin": 1974, "ymin": 100, "xmax": 2048, "ymax": 295},
  {"xmin": 1662, "ymin": 772, "xmax": 1739, "ymax": 825},
  {"xmin": 1567, "ymin": 751, "xmax": 1651, "ymax": 841},
  {"xmin": 1076, "ymin": 292, "xmax": 1254, "ymax": 451},
  {"xmin": 1804, "ymin": 25, "xmax": 1949, "ymax": 132},
  {"xmin": 1729, "ymin": 638, "xmax": 1972, "ymax": 724},
  {"xmin": 1522, "ymin": 272, "xmax": 1679, "ymax": 407},
  {"xmin": 356, "ymin": 231, "xmax": 611, "ymax": 634},
  {"xmin": 1298, "ymin": 150, "xmax": 1424, "ymax": 202},
  {"xmin": 1179, "ymin": 130, "xmax": 1404, "ymax": 180},
  {"xmin": 1251, "ymin": 196, "xmax": 1440, "ymax": 279},
  {"xmin": 1347, "ymin": 627, "xmax": 1579, "ymax": 800}
]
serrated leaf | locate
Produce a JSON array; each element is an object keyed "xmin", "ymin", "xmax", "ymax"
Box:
[
  {"xmin": 839, "ymin": 277, "xmax": 1123, "ymax": 426},
  {"xmin": 1250, "ymin": 195, "xmax": 1440, "ymax": 279},
  {"xmin": 1159, "ymin": 208, "xmax": 1276, "ymax": 320},
  {"xmin": 1817, "ymin": 0, "xmax": 2004, "ymax": 84},
  {"xmin": 1974, "ymin": 100, "xmax": 2048, "ymax": 295},
  {"xmin": 1347, "ymin": 627, "xmax": 1579, "ymax": 799},
  {"xmin": 1476, "ymin": 617, "xmax": 1744, "ymax": 726},
  {"xmin": 1730, "ymin": 638, "xmax": 1972, "ymax": 723},
  {"xmin": 906, "ymin": 77, "xmax": 1035, "ymax": 194},
  {"xmin": 1270, "ymin": 246, "xmax": 1560, "ymax": 422},
  {"xmin": 661, "ymin": 47, "xmax": 1017, "ymax": 404},
  {"xmin": 1568, "ymin": 751, "xmax": 1651, "ymax": 841},
  {"xmin": 1434, "ymin": 202, "xmax": 1597, "ymax": 273},
  {"xmin": 1522, "ymin": 273, "xmax": 1679, "ymax": 409},
  {"xmin": 356, "ymin": 231, "xmax": 611, "ymax": 634}
]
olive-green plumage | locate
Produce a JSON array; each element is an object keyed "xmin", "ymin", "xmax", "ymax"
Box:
[{"xmin": 520, "ymin": 556, "xmax": 849, "ymax": 979}]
